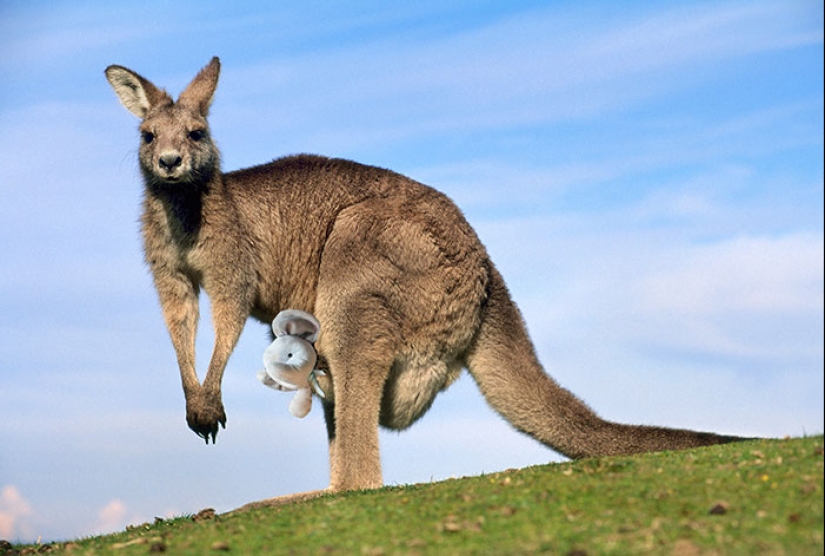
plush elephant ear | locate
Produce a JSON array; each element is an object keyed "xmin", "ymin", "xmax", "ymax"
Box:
[
  {"xmin": 257, "ymin": 368, "xmax": 288, "ymax": 391},
  {"xmin": 272, "ymin": 309, "xmax": 321, "ymax": 342}
]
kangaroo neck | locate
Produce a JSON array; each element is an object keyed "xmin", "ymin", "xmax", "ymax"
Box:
[{"xmin": 145, "ymin": 172, "xmax": 222, "ymax": 245}]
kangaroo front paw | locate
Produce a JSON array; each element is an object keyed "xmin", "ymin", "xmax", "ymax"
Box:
[{"xmin": 186, "ymin": 392, "xmax": 226, "ymax": 444}]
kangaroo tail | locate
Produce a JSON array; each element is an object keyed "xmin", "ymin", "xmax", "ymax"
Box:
[{"xmin": 465, "ymin": 261, "xmax": 746, "ymax": 459}]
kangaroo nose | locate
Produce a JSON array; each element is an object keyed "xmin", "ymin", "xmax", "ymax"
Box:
[{"xmin": 159, "ymin": 153, "xmax": 182, "ymax": 171}]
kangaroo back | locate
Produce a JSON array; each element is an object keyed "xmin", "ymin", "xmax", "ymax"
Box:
[{"xmin": 466, "ymin": 263, "xmax": 744, "ymax": 458}]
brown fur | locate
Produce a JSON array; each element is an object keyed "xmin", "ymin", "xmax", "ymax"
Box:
[{"xmin": 105, "ymin": 57, "xmax": 747, "ymax": 507}]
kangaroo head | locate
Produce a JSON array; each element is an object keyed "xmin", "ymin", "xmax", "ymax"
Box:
[{"xmin": 105, "ymin": 57, "xmax": 221, "ymax": 188}]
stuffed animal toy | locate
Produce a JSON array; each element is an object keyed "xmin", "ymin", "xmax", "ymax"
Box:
[{"xmin": 257, "ymin": 309, "xmax": 326, "ymax": 418}]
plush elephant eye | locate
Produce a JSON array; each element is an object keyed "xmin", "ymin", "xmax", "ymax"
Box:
[{"xmin": 287, "ymin": 353, "xmax": 293, "ymax": 358}]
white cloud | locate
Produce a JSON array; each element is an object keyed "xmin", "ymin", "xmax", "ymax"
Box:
[
  {"xmin": 91, "ymin": 500, "xmax": 131, "ymax": 536},
  {"xmin": 0, "ymin": 485, "xmax": 34, "ymax": 541},
  {"xmin": 641, "ymin": 233, "xmax": 824, "ymax": 315},
  {"xmin": 629, "ymin": 234, "xmax": 824, "ymax": 364}
]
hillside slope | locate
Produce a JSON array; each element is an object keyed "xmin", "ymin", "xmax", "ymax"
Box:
[{"xmin": 6, "ymin": 435, "xmax": 823, "ymax": 555}]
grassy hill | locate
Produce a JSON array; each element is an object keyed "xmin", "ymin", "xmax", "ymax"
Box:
[{"xmin": 5, "ymin": 435, "xmax": 822, "ymax": 555}]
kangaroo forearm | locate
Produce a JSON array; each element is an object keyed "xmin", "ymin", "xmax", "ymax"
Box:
[{"xmin": 202, "ymin": 296, "xmax": 251, "ymax": 393}]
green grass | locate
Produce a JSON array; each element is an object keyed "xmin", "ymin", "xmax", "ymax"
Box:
[{"xmin": 6, "ymin": 436, "xmax": 822, "ymax": 555}]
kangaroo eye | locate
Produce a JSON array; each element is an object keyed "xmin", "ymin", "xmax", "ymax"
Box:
[
  {"xmin": 188, "ymin": 129, "xmax": 205, "ymax": 142},
  {"xmin": 141, "ymin": 131, "xmax": 155, "ymax": 144}
]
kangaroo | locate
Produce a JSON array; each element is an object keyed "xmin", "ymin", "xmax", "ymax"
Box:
[{"xmin": 105, "ymin": 57, "xmax": 746, "ymax": 506}]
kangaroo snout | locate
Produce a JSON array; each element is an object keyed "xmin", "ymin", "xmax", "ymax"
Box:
[{"xmin": 159, "ymin": 152, "xmax": 183, "ymax": 172}]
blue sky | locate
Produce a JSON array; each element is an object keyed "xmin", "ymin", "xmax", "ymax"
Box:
[{"xmin": 1, "ymin": 0, "xmax": 822, "ymax": 543}]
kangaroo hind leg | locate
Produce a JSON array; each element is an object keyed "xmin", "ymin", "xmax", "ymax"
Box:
[{"xmin": 314, "ymin": 293, "xmax": 401, "ymax": 493}]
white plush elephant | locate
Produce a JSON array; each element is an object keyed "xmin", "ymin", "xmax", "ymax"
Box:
[{"xmin": 257, "ymin": 309, "xmax": 325, "ymax": 418}]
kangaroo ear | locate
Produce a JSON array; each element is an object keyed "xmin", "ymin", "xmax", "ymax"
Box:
[
  {"xmin": 105, "ymin": 65, "xmax": 171, "ymax": 119},
  {"xmin": 178, "ymin": 56, "xmax": 220, "ymax": 116},
  {"xmin": 271, "ymin": 309, "xmax": 321, "ymax": 342}
]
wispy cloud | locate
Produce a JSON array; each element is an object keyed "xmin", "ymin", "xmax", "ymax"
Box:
[{"xmin": 215, "ymin": 0, "xmax": 822, "ymax": 157}]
